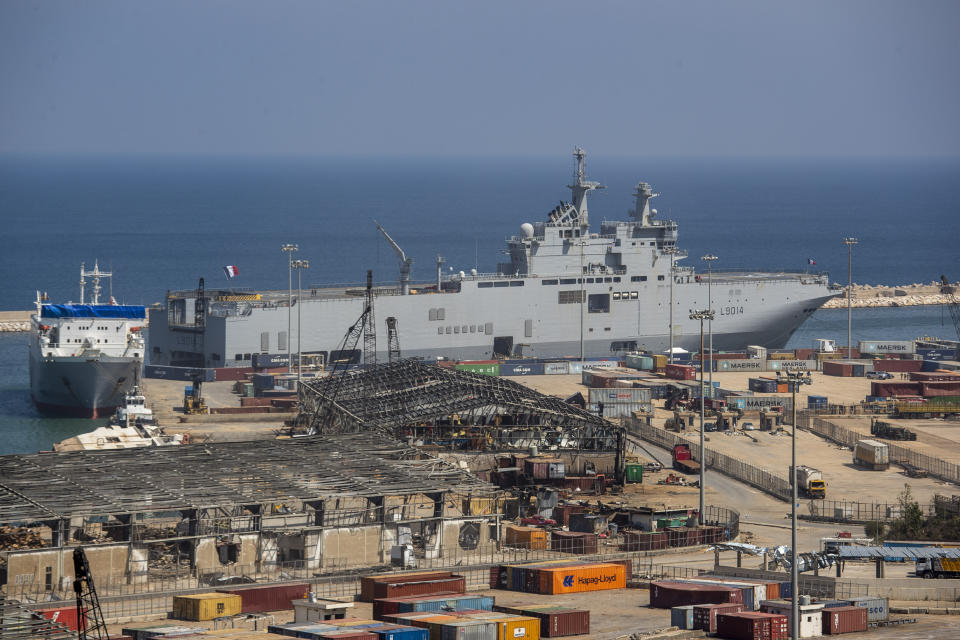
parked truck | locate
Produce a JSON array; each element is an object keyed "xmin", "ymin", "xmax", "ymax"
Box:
[
  {"xmin": 672, "ymin": 444, "xmax": 700, "ymax": 474},
  {"xmin": 915, "ymin": 557, "xmax": 960, "ymax": 579},
  {"xmin": 854, "ymin": 439, "xmax": 891, "ymax": 470},
  {"xmin": 789, "ymin": 465, "xmax": 827, "ymax": 498}
]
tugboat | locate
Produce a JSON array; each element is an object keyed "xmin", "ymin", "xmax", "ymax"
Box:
[{"xmin": 29, "ymin": 261, "xmax": 145, "ymax": 417}]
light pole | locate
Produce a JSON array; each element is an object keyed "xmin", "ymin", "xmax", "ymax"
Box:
[
  {"xmin": 664, "ymin": 247, "xmax": 677, "ymax": 364},
  {"xmin": 690, "ymin": 308, "xmax": 714, "ymax": 524},
  {"xmin": 777, "ymin": 367, "xmax": 812, "ymax": 640},
  {"xmin": 292, "ymin": 259, "xmax": 309, "ymax": 382},
  {"xmin": 281, "ymin": 244, "xmax": 298, "ymax": 372},
  {"xmin": 701, "ymin": 254, "xmax": 718, "ymax": 398},
  {"xmin": 842, "ymin": 238, "xmax": 857, "ymax": 359}
]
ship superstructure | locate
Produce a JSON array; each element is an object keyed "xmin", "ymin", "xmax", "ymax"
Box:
[
  {"xmin": 29, "ymin": 262, "xmax": 145, "ymax": 417},
  {"xmin": 148, "ymin": 150, "xmax": 836, "ymax": 368}
]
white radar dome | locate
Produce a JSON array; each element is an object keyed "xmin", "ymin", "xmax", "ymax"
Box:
[
  {"xmin": 651, "ymin": 208, "xmax": 658, "ymax": 216},
  {"xmin": 470, "ymin": 268, "xmax": 477, "ymax": 276},
  {"xmin": 521, "ymin": 222, "xmax": 535, "ymax": 238},
  {"xmin": 458, "ymin": 270, "xmax": 465, "ymax": 280}
]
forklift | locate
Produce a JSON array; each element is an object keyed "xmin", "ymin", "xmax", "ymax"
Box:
[{"xmin": 183, "ymin": 373, "xmax": 208, "ymax": 414}]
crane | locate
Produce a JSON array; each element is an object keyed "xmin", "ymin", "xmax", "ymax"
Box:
[
  {"xmin": 376, "ymin": 222, "xmax": 413, "ymax": 295},
  {"xmin": 940, "ymin": 275, "xmax": 960, "ymax": 340},
  {"xmin": 74, "ymin": 546, "xmax": 108, "ymax": 640},
  {"xmin": 386, "ymin": 316, "xmax": 401, "ymax": 362}
]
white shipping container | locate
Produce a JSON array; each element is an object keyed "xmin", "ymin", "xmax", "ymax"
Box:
[
  {"xmin": 767, "ymin": 359, "xmax": 819, "ymax": 371},
  {"xmin": 859, "ymin": 340, "xmax": 915, "ymax": 354},
  {"xmin": 855, "ymin": 439, "xmax": 890, "ymax": 465},
  {"xmin": 588, "ymin": 387, "xmax": 652, "ymax": 404}
]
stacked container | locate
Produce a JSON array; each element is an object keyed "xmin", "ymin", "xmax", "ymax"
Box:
[
  {"xmin": 492, "ymin": 605, "xmax": 589, "ymax": 637},
  {"xmin": 665, "ymin": 364, "xmax": 697, "ymax": 380},
  {"xmin": 847, "ymin": 595, "xmax": 888, "ymax": 622},
  {"xmin": 821, "ymin": 606, "xmax": 868, "ymax": 634},
  {"xmin": 361, "ymin": 572, "xmax": 458, "ymax": 602},
  {"xmin": 217, "ymin": 583, "xmax": 310, "ymax": 613},
  {"xmin": 671, "ymin": 605, "xmax": 695, "ymax": 629},
  {"xmin": 716, "ymin": 611, "xmax": 788, "ymax": 640},
  {"xmin": 692, "ymin": 603, "xmax": 744, "ymax": 633},
  {"xmin": 171, "ymin": 593, "xmax": 242, "ymax": 621},
  {"xmin": 649, "ymin": 581, "xmax": 742, "ymax": 608},
  {"xmin": 373, "ymin": 594, "xmax": 494, "ymax": 621}
]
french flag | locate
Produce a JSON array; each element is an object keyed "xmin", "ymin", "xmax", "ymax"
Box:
[
  {"xmin": 223, "ymin": 265, "xmax": 239, "ymax": 279},
  {"xmin": 807, "ymin": 258, "xmax": 816, "ymax": 265}
]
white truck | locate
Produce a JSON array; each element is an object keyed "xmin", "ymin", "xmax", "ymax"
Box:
[{"xmin": 789, "ymin": 465, "xmax": 826, "ymax": 499}]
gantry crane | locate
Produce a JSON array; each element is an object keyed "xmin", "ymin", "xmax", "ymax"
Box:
[
  {"xmin": 386, "ymin": 316, "xmax": 401, "ymax": 363},
  {"xmin": 940, "ymin": 275, "xmax": 960, "ymax": 340},
  {"xmin": 74, "ymin": 546, "xmax": 108, "ymax": 640}
]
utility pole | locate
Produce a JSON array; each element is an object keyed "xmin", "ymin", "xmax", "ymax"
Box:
[
  {"xmin": 842, "ymin": 238, "xmax": 857, "ymax": 359},
  {"xmin": 292, "ymin": 259, "xmax": 309, "ymax": 382},
  {"xmin": 664, "ymin": 247, "xmax": 677, "ymax": 364},
  {"xmin": 281, "ymin": 244, "xmax": 298, "ymax": 372},
  {"xmin": 702, "ymin": 254, "xmax": 718, "ymax": 398},
  {"xmin": 777, "ymin": 367, "xmax": 812, "ymax": 640},
  {"xmin": 689, "ymin": 308, "xmax": 714, "ymax": 524}
]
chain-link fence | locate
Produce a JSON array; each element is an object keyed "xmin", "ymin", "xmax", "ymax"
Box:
[
  {"xmin": 803, "ymin": 499, "xmax": 938, "ymax": 524},
  {"xmin": 799, "ymin": 413, "xmax": 960, "ymax": 485}
]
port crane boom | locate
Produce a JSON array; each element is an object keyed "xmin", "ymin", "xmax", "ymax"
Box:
[
  {"xmin": 940, "ymin": 275, "xmax": 960, "ymax": 340},
  {"xmin": 376, "ymin": 222, "xmax": 413, "ymax": 295}
]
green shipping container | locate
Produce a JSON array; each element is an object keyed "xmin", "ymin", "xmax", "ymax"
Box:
[
  {"xmin": 625, "ymin": 464, "xmax": 644, "ymax": 483},
  {"xmin": 455, "ymin": 363, "xmax": 500, "ymax": 376}
]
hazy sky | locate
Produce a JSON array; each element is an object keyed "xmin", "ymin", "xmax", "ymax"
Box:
[{"xmin": 2, "ymin": 0, "xmax": 959, "ymax": 157}]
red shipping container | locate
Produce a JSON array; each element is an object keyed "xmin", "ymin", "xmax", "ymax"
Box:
[
  {"xmin": 822, "ymin": 606, "xmax": 868, "ymax": 634},
  {"xmin": 218, "ymin": 583, "xmax": 310, "ymax": 613},
  {"xmin": 692, "ymin": 603, "xmax": 745, "ymax": 633},
  {"xmin": 910, "ymin": 371, "xmax": 960, "ymax": 382},
  {"xmin": 922, "ymin": 381, "xmax": 960, "ymax": 396},
  {"xmin": 823, "ymin": 361, "xmax": 853, "ymax": 377},
  {"xmin": 871, "ymin": 381, "xmax": 922, "ymax": 397},
  {"xmin": 666, "ymin": 364, "xmax": 697, "ymax": 380},
  {"xmin": 373, "ymin": 576, "xmax": 465, "ymax": 599},
  {"xmin": 492, "ymin": 606, "xmax": 590, "ymax": 637},
  {"xmin": 649, "ymin": 581, "xmax": 742, "ymax": 608},
  {"xmin": 214, "ymin": 367, "xmax": 255, "ymax": 381},
  {"xmin": 717, "ymin": 612, "xmax": 787, "ymax": 640},
  {"xmin": 311, "ymin": 633, "xmax": 378, "ymax": 640},
  {"xmin": 35, "ymin": 606, "xmax": 82, "ymax": 632},
  {"xmin": 360, "ymin": 571, "xmax": 454, "ymax": 602},
  {"xmin": 873, "ymin": 359, "xmax": 923, "ymax": 372}
]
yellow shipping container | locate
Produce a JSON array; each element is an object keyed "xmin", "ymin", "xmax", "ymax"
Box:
[
  {"xmin": 652, "ymin": 354, "xmax": 668, "ymax": 369},
  {"xmin": 172, "ymin": 593, "xmax": 242, "ymax": 621},
  {"xmin": 538, "ymin": 562, "xmax": 626, "ymax": 594},
  {"xmin": 493, "ymin": 615, "xmax": 540, "ymax": 640},
  {"xmin": 504, "ymin": 525, "xmax": 547, "ymax": 550}
]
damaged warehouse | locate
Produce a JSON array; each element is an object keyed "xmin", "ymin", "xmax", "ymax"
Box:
[
  {"xmin": 297, "ymin": 360, "xmax": 625, "ymax": 479},
  {"xmin": 0, "ymin": 433, "xmax": 500, "ymax": 601}
]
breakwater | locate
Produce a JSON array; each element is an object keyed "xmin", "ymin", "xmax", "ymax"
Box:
[{"xmin": 821, "ymin": 282, "xmax": 956, "ymax": 309}]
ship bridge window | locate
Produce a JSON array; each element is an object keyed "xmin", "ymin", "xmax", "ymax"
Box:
[
  {"xmin": 603, "ymin": 277, "xmax": 612, "ymax": 283},
  {"xmin": 588, "ymin": 294, "xmax": 610, "ymax": 313},
  {"xmin": 235, "ymin": 353, "xmax": 242, "ymax": 361},
  {"xmin": 509, "ymin": 281, "xmax": 524, "ymax": 287},
  {"xmin": 478, "ymin": 282, "xmax": 494, "ymax": 288},
  {"xmin": 559, "ymin": 278, "xmax": 577, "ymax": 285},
  {"xmin": 542, "ymin": 279, "xmax": 558, "ymax": 285},
  {"xmin": 658, "ymin": 275, "xmax": 665, "ymax": 281},
  {"xmin": 613, "ymin": 277, "xmax": 621, "ymax": 282},
  {"xmin": 631, "ymin": 275, "xmax": 648, "ymax": 282},
  {"xmin": 494, "ymin": 281, "xmax": 509, "ymax": 288}
]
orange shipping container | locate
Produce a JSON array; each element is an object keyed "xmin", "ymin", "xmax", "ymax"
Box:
[
  {"xmin": 504, "ymin": 525, "xmax": 548, "ymax": 550},
  {"xmin": 538, "ymin": 562, "xmax": 626, "ymax": 594}
]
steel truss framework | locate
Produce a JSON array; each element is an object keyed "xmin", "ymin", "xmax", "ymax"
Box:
[{"xmin": 298, "ymin": 360, "xmax": 622, "ymax": 450}]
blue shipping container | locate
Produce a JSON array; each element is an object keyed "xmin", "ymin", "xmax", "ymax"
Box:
[
  {"xmin": 253, "ymin": 352, "xmax": 290, "ymax": 368},
  {"xmin": 544, "ymin": 361, "xmax": 570, "ymax": 375},
  {"xmin": 917, "ymin": 349, "xmax": 958, "ymax": 361},
  {"xmin": 671, "ymin": 605, "xmax": 695, "ymax": 629},
  {"xmin": 779, "ymin": 581, "xmax": 793, "ymax": 599},
  {"xmin": 500, "ymin": 362, "xmax": 545, "ymax": 376},
  {"xmin": 144, "ymin": 365, "xmax": 215, "ymax": 382},
  {"xmin": 371, "ymin": 626, "xmax": 429, "ymax": 640},
  {"xmin": 400, "ymin": 595, "xmax": 495, "ymax": 613}
]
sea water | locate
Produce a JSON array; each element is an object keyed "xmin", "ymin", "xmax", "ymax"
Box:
[{"xmin": 0, "ymin": 155, "xmax": 957, "ymax": 453}]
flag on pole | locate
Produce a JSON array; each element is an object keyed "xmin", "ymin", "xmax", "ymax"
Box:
[
  {"xmin": 223, "ymin": 265, "xmax": 239, "ymax": 279},
  {"xmin": 807, "ymin": 258, "xmax": 816, "ymax": 265}
]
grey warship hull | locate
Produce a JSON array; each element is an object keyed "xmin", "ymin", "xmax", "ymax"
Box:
[{"xmin": 148, "ymin": 151, "xmax": 836, "ymax": 367}]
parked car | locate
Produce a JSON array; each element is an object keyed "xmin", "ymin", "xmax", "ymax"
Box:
[
  {"xmin": 741, "ymin": 421, "xmax": 757, "ymax": 431},
  {"xmin": 866, "ymin": 371, "xmax": 894, "ymax": 380}
]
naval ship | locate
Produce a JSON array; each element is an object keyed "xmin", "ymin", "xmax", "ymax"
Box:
[
  {"xmin": 29, "ymin": 262, "xmax": 146, "ymax": 417},
  {"xmin": 148, "ymin": 149, "xmax": 836, "ymax": 368}
]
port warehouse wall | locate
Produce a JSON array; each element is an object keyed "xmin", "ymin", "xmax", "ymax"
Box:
[
  {"xmin": 2, "ymin": 502, "xmax": 498, "ymax": 595},
  {"xmin": 623, "ymin": 416, "xmax": 793, "ymax": 502},
  {"xmin": 797, "ymin": 412, "xmax": 960, "ymax": 485}
]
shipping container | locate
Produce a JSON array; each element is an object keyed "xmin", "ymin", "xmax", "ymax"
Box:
[
  {"xmin": 671, "ymin": 605, "xmax": 695, "ymax": 630},
  {"xmin": 859, "ymin": 340, "xmax": 915, "ymax": 355},
  {"xmin": 373, "ymin": 577, "xmax": 467, "ymax": 601},
  {"xmin": 625, "ymin": 463, "xmax": 644, "ymax": 483},
  {"xmin": 823, "ymin": 360, "xmax": 853, "ymax": 377},
  {"xmin": 500, "ymin": 363, "xmax": 545, "ymax": 376},
  {"xmin": 552, "ymin": 504, "xmax": 585, "ymax": 527},
  {"xmin": 588, "ymin": 387, "xmax": 652, "ymax": 404},
  {"xmin": 918, "ymin": 348, "xmax": 959, "ymax": 361},
  {"xmin": 454, "ymin": 363, "xmax": 500, "ymax": 376},
  {"xmin": 821, "ymin": 606, "xmax": 868, "ymax": 635},
  {"xmin": 543, "ymin": 362, "xmax": 569, "ymax": 375},
  {"xmin": 873, "ymin": 359, "xmax": 924, "ymax": 373},
  {"xmin": 717, "ymin": 612, "xmax": 788, "ymax": 640},
  {"xmin": 550, "ymin": 531, "xmax": 598, "ymax": 554},
  {"xmin": 767, "ymin": 359, "xmax": 818, "ymax": 372},
  {"xmin": 854, "ymin": 439, "xmax": 890, "ymax": 470},
  {"xmin": 870, "ymin": 381, "xmax": 922, "ymax": 397},
  {"xmin": 759, "ymin": 600, "xmax": 824, "ymax": 638},
  {"xmin": 716, "ymin": 360, "xmax": 764, "ymax": 372},
  {"xmin": 921, "ymin": 381, "xmax": 960, "ymax": 396},
  {"xmin": 692, "ymin": 603, "xmax": 745, "ymax": 633},
  {"xmin": 649, "ymin": 581, "xmax": 742, "ymax": 608},
  {"xmin": 536, "ymin": 563, "xmax": 626, "ymax": 594},
  {"xmin": 846, "ymin": 595, "xmax": 888, "ymax": 622},
  {"xmin": 504, "ymin": 525, "xmax": 548, "ymax": 550},
  {"xmin": 144, "ymin": 365, "xmax": 215, "ymax": 381},
  {"xmin": 438, "ymin": 620, "xmax": 497, "ymax": 640},
  {"xmin": 369, "ymin": 625, "xmax": 430, "ymax": 640},
  {"xmin": 218, "ymin": 583, "xmax": 309, "ymax": 613},
  {"xmin": 486, "ymin": 615, "xmax": 540, "ymax": 640},
  {"xmin": 374, "ymin": 594, "xmax": 494, "ymax": 620},
  {"xmin": 34, "ymin": 606, "xmax": 82, "ymax": 632},
  {"xmin": 665, "ymin": 364, "xmax": 697, "ymax": 380},
  {"xmin": 361, "ymin": 572, "xmax": 456, "ymax": 602},
  {"xmin": 172, "ymin": 593, "xmax": 242, "ymax": 621},
  {"xmin": 491, "ymin": 606, "xmax": 588, "ymax": 638}
]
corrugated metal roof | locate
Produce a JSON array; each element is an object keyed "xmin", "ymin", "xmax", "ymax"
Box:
[{"xmin": 835, "ymin": 546, "xmax": 960, "ymax": 559}]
